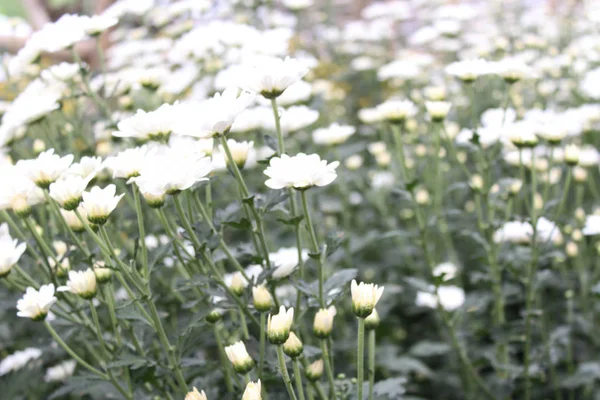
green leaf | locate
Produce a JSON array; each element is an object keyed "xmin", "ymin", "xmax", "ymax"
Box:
[
  {"xmin": 222, "ymin": 218, "xmax": 252, "ymax": 231},
  {"xmin": 372, "ymin": 377, "xmax": 407, "ymax": 399},
  {"xmin": 409, "ymin": 341, "xmax": 451, "ymax": 357},
  {"xmin": 561, "ymin": 362, "xmax": 600, "ymax": 388},
  {"xmin": 323, "ymin": 269, "xmax": 357, "ymax": 295},
  {"xmin": 116, "ymin": 303, "xmax": 153, "ymax": 327}
]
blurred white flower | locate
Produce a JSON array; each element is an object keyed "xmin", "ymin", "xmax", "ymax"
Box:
[
  {"xmin": 312, "ymin": 123, "xmax": 356, "ymax": 145},
  {"xmin": 0, "ymin": 224, "xmax": 26, "ymax": 277},
  {"xmin": 174, "ymin": 88, "xmax": 255, "ymax": 138},
  {"xmin": 446, "ymin": 58, "xmax": 492, "ymax": 82},
  {"xmin": 44, "ymin": 360, "xmax": 76, "ymax": 382},
  {"xmin": 264, "ymin": 153, "xmax": 339, "ymax": 190},
  {"xmin": 16, "ymin": 149, "xmax": 73, "ymax": 188},
  {"xmin": 0, "ymin": 348, "xmax": 42, "ymax": 376},
  {"xmin": 583, "ymin": 215, "xmax": 600, "ymax": 236},
  {"xmin": 240, "ymin": 56, "xmax": 309, "ymax": 99},
  {"xmin": 115, "ymin": 104, "xmax": 177, "ymax": 141},
  {"xmin": 279, "ymin": 105, "xmax": 319, "ymax": 133},
  {"xmin": 270, "ymin": 247, "xmax": 309, "ymax": 279}
]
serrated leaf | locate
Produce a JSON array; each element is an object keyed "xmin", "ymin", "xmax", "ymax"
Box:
[
  {"xmin": 323, "ymin": 269, "xmax": 357, "ymax": 295},
  {"xmin": 409, "ymin": 341, "xmax": 451, "ymax": 357}
]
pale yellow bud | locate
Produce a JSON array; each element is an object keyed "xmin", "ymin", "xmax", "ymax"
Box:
[
  {"xmin": 253, "ymin": 285, "xmax": 274, "ymax": 312},
  {"xmin": 566, "ymin": 242, "xmax": 578, "ymax": 257},
  {"xmin": 313, "ymin": 306, "xmax": 336, "ymax": 338},
  {"xmin": 185, "ymin": 387, "xmax": 208, "ymax": 400},
  {"xmin": 306, "ymin": 360, "xmax": 324, "ymax": 381}
]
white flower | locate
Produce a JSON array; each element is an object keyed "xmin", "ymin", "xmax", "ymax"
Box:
[
  {"xmin": 240, "ymin": 56, "xmax": 309, "ymax": 99},
  {"xmin": 313, "ymin": 306, "xmax": 336, "ymax": 338},
  {"xmin": 225, "ymin": 341, "xmax": 254, "ymax": 373},
  {"xmin": 268, "ymin": 305, "xmax": 294, "ymax": 344},
  {"xmin": 84, "ymin": 15, "xmax": 118, "ymax": 36},
  {"xmin": 17, "ymin": 283, "xmax": 57, "ymax": 320},
  {"xmin": 283, "ymin": 0, "xmax": 314, "ymax": 10},
  {"xmin": 16, "ymin": 149, "xmax": 74, "ymax": 188},
  {"xmin": 425, "ymin": 101, "xmax": 452, "ymax": 121},
  {"xmin": 583, "ymin": 215, "xmax": 600, "ymax": 236},
  {"xmin": 492, "ymin": 57, "xmax": 536, "ymax": 82},
  {"xmin": 40, "ymin": 62, "xmax": 80, "ymax": 82},
  {"xmin": 351, "ymin": 279, "xmax": 384, "ymax": 318},
  {"xmin": 44, "ymin": 360, "xmax": 76, "ymax": 382},
  {"xmin": 438, "ymin": 286, "xmax": 465, "ymax": 310},
  {"xmin": 26, "ymin": 14, "xmax": 89, "ymax": 53},
  {"xmin": 242, "ymin": 379, "xmax": 262, "ymax": 400},
  {"xmin": 174, "ymin": 88, "xmax": 255, "ymax": 138},
  {"xmin": 433, "ymin": 262, "xmax": 458, "ymax": 281},
  {"xmin": 61, "ymin": 208, "xmax": 85, "ymax": 232},
  {"xmin": 445, "ymin": 58, "xmax": 492, "ymax": 82},
  {"xmin": 81, "ymin": 184, "xmax": 124, "ymax": 225},
  {"xmin": 270, "ymin": 247, "xmax": 309, "ymax": 279},
  {"xmin": 105, "ymin": 146, "xmax": 150, "ymax": 179},
  {"xmin": 493, "ymin": 221, "xmax": 533, "ymax": 244},
  {"xmin": 376, "ymin": 99, "xmax": 417, "ymax": 123},
  {"xmin": 279, "ymin": 105, "xmax": 319, "ymax": 132},
  {"xmin": 58, "ymin": 269, "xmax": 97, "ymax": 299},
  {"xmin": 67, "ymin": 156, "xmax": 103, "ymax": 179},
  {"xmin": 185, "ymin": 387, "xmax": 208, "ymax": 400},
  {"xmin": 312, "ymin": 123, "xmax": 356, "ymax": 145},
  {"xmin": 264, "ymin": 153, "xmax": 339, "ymax": 190},
  {"xmin": 0, "ymin": 228, "xmax": 27, "ymax": 277},
  {"xmin": 115, "ymin": 104, "xmax": 177, "ymax": 141},
  {"xmin": 564, "ymin": 144, "xmax": 580, "ymax": 165},
  {"xmin": 132, "ymin": 148, "xmax": 212, "ymax": 196},
  {"xmin": 0, "ymin": 348, "xmax": 42, "ymax": 376},
  {"xmin": 416, "ymin": 286, "xmax": 465, "ymax": 311},
  {"xmin": 0, "ymin": 168, "xmax": 45, "ymax": 216},
  {"xmin": 219, "ymin": 139, "xmax": 254, "ymax": 168},
  {"xmin": 49, "ymin": 175, "xmax": 93, "ymax": 210}
]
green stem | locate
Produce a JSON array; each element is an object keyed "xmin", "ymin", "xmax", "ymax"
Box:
[
  {"xmin": 219, "ymin": 135, "xmax": 272, "ymax": 268},
  {"xmin": 259, "ymin": 313, "xmax": 266, "ymax": 380},
  {"xmin": 300, "ymin": 190, "xmax": 325, "ymax": 307},
  {"xmin": 277, "ymin": 345, "xmax": 299, "ymax": 400},
  {"xmin": 104, "ymin": 284, "xmax": 122, "ymax": 346},
  {"xmin": 357, "ymin": 318, "xmax": 365, "ymax": 400},
  {"xmin": 214, "ymin": 324, "xmax": 234, "ymax": 392},
  {"xmin": 293, "ymin": 358, "xmax": 306, "ymax": 400},
  {"xmin": 271, "ymin": 98, "xmax": 285, "ymax": 154},
  {"xmin": 89, "ymin": 300, "xmax": 110, "ymax": 358},
  {"xmin": 132, "ymin": 185, "xmax": 149, "ymax": 280},
  {"xmin": 320, "ymin": 340, "xmax": 336, "ymax": 397},
  {"xmin": 71, "ymin": 47, "xmax": 111, "ymax": 118},
  {"xmin": 146, "ymin": 300, "xmax": 188, "ymax": 394},
  {"xmin": 390, "ymin": 124, "xmax": 408, "ymax": 182},
  {"xmin": 368, "ymin": 330, "xmax": 375, "ymax": 400},
  {"xmin": 44, "ymin": 320, "xmax": 108, "ymax": 379}
]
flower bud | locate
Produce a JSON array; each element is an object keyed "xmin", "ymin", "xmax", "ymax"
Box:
[
  {"xmin": 93, "ymin": 262, "xmax": 113, "ymax": 284},
  {"xmin": 49, "ymin": 257, "xmax": 70, "ymax": 278},
  {"xmin": 469, "ymin": 174, "xmax": 484, "ymax": 191},
  {"xmin": 364, "ymin": 309, "xmax": 381, "ymax": 330},
  {"xmin": 143, "ymin": 192, "xmax": 165, "ymax": 208},
  {"xmin": 306, "ymin": 359, "xmax": 324, "ymax": 381},
  {"xmin": 253, "ymin": 285, "xmax": 274, "ymax": 312},
  {"xmin": 313, "ymin": 306, "xmax": 336, "ymax": 338},
  {"xmin": 242, "ymin": 379, "xmax": 261, "ymax": 400},
  {"xmin": 564, "ymin": 144, "xmax": 580, "ymax": 166},
  {"xmin": 425, "ymin": 101, "xmax": 451, "ymax": 122},
  {"xmin": 230, "ymin": 272, "xmax": 247, "ymax": 296},
  {"xmin": 283, "ymin": 332, "xmax": 303, "ymax": 358},
  {"xmin": 58, "ymin": 269, "xmax": 97, "ymax": 299},
  {"xmin": 185, "ymin": 387, "xmax": 207, "ymax": 400},
  {"xmin": 573, "ymin": 166, "xmax": 587, "ymax": 183},
  {"xmin": 533, "ymin": 193, "xmax": 543, "ymax": 211},
  {"xmin": 268, "ymin": 306, "xmax": 294, "ymax": 345},
  {"xmin": 345, "ymin": 155, "xmax": 364, "ymax": 170},
  {"xmin": 33, "ymin": 139, "xmax": 46, "ymax": 155},
  {"xmin": 414, "ymin": 189, "xmax": 430, "ymax": 206},
  {"xmin": 12, "ymin": 196, "xmax": 32, "ymax": 218},
  {"xmin": 225, "ymin": 341, "xmax": 254, "ymax": 374},
  {"xmin": 566, "ymin": 242, "xmax": 578, "ymax": 257},
  {"xmin": 351, "ymin": 280, "xmax": 384, "ymax": 318},
  {"xmin": 508, "ymin": 179, "xmax": 523, "ymax": 196},
  {"xmin": 206, "ymin": 309, "xmax": 223, "ymax": 324}
]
